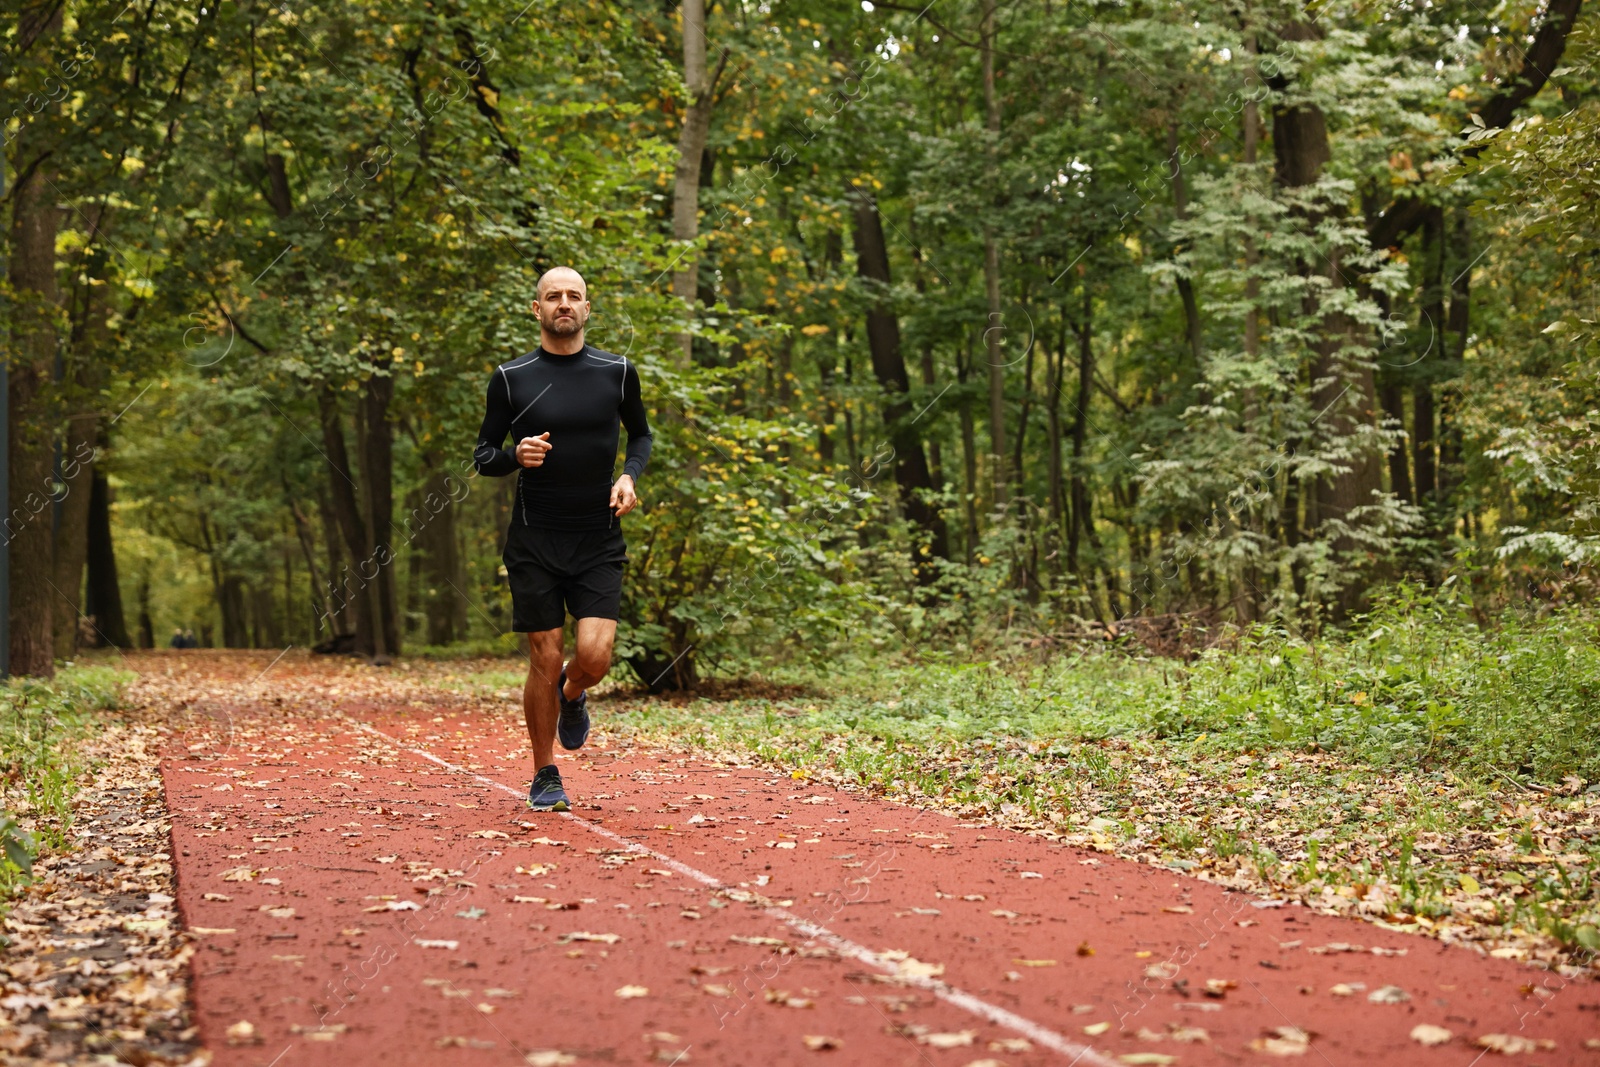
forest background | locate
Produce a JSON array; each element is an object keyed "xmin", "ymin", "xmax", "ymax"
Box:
[{"xmin": 4, "ymin": 0, "xmax": 1599, "ymax": 687}]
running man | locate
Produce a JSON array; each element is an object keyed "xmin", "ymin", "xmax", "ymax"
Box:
[{"xmin": 473, "ymin": 267, "xmax": 652, "ymax": 811}]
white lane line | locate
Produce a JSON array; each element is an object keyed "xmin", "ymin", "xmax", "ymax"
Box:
[{"xmin": 344, "ymin": 717, "xmax": 1118, "ymax": 1067}]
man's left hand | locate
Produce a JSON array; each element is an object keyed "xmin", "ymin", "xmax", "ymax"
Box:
[{"xmin": 610, "ymin": 475, "xmax": 639, "ymax": 517}]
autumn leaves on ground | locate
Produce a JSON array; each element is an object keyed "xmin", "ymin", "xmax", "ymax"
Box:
[{"xmin": 2, "ymin": 650, "xmax": 1598, "ymax": 1066}]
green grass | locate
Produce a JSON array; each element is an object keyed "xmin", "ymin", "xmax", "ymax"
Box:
[
  {"xmin": 0, "ymin": 666, "xmax": 131, "ymax": 895},
  {"xmin": 1154, "ymin": 588, "xmax": 1600, "ymax": 783}
]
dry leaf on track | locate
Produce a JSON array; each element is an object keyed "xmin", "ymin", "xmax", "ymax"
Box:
[{"xmin": 1410, "ymin": 1024, "xmax": 1452, "ymax": 1046}]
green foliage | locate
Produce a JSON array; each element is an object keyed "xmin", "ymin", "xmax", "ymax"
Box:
[
  {"xmin": 1156, "ymin": 588, "xmax": 1600, "ymax": 782},
  {"xmin": 0, "ymin": 667, "xmax": 129, "ymax": 894}
]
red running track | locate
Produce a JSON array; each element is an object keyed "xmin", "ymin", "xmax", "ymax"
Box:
[{"xmin": 162, "ymin": 695, "xmax": 1599, "ymax": 1066}]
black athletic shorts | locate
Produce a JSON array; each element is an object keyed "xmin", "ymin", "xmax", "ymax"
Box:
[{"xmin": 502, "ymin": 522, "xmax": 627, "ymax": 633}]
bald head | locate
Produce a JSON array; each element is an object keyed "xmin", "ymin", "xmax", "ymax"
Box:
[
  {"xmin": 537, "ymin": 266, "xmax": 587, "ymax": 300},
  {"xmin": 533, "ymin": 266, "xmax": 591, "ymax": 352}
]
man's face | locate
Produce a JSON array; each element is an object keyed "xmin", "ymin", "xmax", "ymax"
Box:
[{"xmin": 536, "ymin": 275, "xmax": 590, "ymax": 337}]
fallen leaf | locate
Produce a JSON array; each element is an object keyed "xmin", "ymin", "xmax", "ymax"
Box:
[
  {"xmin": 1117, "ymin": 1055, "xmax": 1176, "ymax": 1066},
  {"xmin": 1368, "ymin": 985, "xmax": 1410, "ymax": 1004},
  {"xmin": 1410, "ymin": 1024, "xmax": 1452, "ymax": 1047},
  {"xmin": 1077, "ymin": 941, "xmax": 1095, "ymax": 957},
  {"xmin": 1329, "ymin": 984, "xmax": 1357, "ymax": 997},
  {"xmin": 1012, "ymin": 958, "xmax": 1056, "ymax": 967},
  {"xmin": 558, "ymin": 931, "xmax": 621, "ymax": 944},
  {"xmin": 1474, "ymin": 1034, "xmax": 1554, "ymax": 1054},
  {"xmin": 1083, "ymin": 1021, "xmax": 1112, "ymax": 1036},
  {"xmin": 203, "ymin": 892, "xmax": 231, "ymax": 901},
  {"xmin": 524, "ymin": 1052, "xmax": 576, "ymax": 1067},
  {"xmin": 917, "ymin": 1030, "xmax": 976, "ymax": 1049},
  {"xmin": 1203, "ymin": 978, "xmax": 1236, "ymax": 997},
  {"xmin": 1161, "ymin": 905, "xmax": 1193, "ymax": 914},
  {"xmin": 988, "ymin": 1038, "xmax": 1031, "ymax": 1052},
  {"xmin": 1019, "ymin": 871, "xmax": 1043, "ymax": 879},
  {"xmin": 219, "ymin": 867, "xmax": 257, "ymax": 882},
  {"xmin": 456, "ymin": 907, "xmax": 487, "ymax": 920},
  {"xmin": 729, "ymin": 935, "xmax": 787, "ymax": 947},
  {"xmin": 226, "ymin": 1021, "xmax": 260, "ymax": 1046},
  {"xmin": 893, "ymin": 955, "xmax": 944, "ymax": 978},
  {"xmin": 1251, "ymin": 1026, "xmax": 1311, "ymax": 1056},
  {"xmin": 468, "ymin": 830, "xmax": 510, "ymax": 839},
  {"xmin": 801, "ymin": 1035, "xmax": 842, "ymax": 1051},
  {"xmin": 414, "ymin": 938, "xmax": 459, "ymax": 949},
  {"xmin": 615, "ymin": 985, "xmax": 649, "ymax": 999}
]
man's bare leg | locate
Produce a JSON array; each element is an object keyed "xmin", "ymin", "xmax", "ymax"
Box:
[
  {"xmin": 562, "ymin": 617, "xmax": 617, "ymax": 700},
  {"xmin": 524, "ymin": 628, "xmax": 564, "ymax": 767}
]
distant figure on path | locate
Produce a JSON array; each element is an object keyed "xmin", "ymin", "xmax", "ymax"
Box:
[
  {"xmin": 169, "ymin": 628, "xmax": 185, "ymax": 649},
  {"xmin": 473, "ymin": 266, "xmax": 652, "ymax": 811}
]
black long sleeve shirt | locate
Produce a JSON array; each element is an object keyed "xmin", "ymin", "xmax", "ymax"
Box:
[{"xmin": 473, "ymin": 345, "xmax": 653, "ymax": 530}]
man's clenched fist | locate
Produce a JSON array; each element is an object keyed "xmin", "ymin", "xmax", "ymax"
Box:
[
  {"xmin": 610, "ymin": 474, "xmax": 639, "ymax": 517},
  {"xmin": 516, "ymin": 432, "xmax": 552, "ymax": 468}
]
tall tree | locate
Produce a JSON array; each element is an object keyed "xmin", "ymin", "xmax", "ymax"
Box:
[
  {"xmin": 851, "ymin": 192, "xmax": 949, "ymax": 570},
  {"xmin": 6, "ymin": 2, "xmax": 64, "ymax": 677}
]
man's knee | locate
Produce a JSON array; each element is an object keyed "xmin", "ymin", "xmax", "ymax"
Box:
[
  {"xmin": 573, "ymin": 643, "xmax": 611, "ymax": 679},
  {"xmin": 527, "ymin": 630, "xmax": 563, "ymax": 677}
]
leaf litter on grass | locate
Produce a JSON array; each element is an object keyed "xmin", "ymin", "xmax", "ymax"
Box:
[{"xmin": 1, "ymin": 720, "xmax": 205, "ymax": 1066}]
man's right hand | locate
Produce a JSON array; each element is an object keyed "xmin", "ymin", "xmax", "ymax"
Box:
[{"xmin": 516, "ymin": 432, "xmax": 552, "ymax": 468}]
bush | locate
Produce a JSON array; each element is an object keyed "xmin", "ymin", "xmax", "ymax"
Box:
[{"xmin": 1155, "ymin": 586, "xmax": 1600, "ymax": 783}]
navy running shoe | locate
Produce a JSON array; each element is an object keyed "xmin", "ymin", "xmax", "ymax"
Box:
[
  {"xmin": 557, "ymin": 666, "xmax": 590, "ymax": 751},
  {"xmin": 527, "ymin": 765, "xmax": 570, "ymax": 811}
]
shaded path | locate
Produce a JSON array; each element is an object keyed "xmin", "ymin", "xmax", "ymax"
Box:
[{"xmin": 148, "ymin": 655, "xmax": 1597, "ymax": 1065}]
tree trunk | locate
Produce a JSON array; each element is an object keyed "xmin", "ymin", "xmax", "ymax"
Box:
[
  {"xmin": 957, "ymin": 341, "xmax": 980, "ymax": 562},
  {"xmin": 850, "ymin": 194, "xmax": 949, "ymax": 570},
  {"xmin": 137, "ymin": 576, "xmax": 154, "ymax": 649},
  {"xmin": 289, "ymin": 496, "xmax": 333, "ymax": 626},
  {"xmin": 317, "ymin": 384, "xmax": 381, "ymax": 658},
  {"xmin": 84, "ymin": 470, "xmax": 131, "ymax": 647},
  {"xmin": 980, "ymin": 0, "xmax": 1008, "ymax": 504},
  {"xmin": 1046, "ymin": 316, "xmax": 1066, "ymax": 534},
  {"xmin": 1438, "ymin": 207, "xmax": 1472, "ymax": 511},
  {"xmin": 359, "ymin": 368, "xmax": 400, "ymax": 657},
  {"xmin": 220, "ymin": 574, "xmax": 248, "ymax": 648},
  {"xmin": 1271, "ymin": 17, "xmax": 1382, "ymax": 586},
  {"xmin": 414, "ymin": 456, "xmax": 466, "ymax": 646},
  {"xmin": 7, "ymin": 5, "xmax": 62, "ymax": 675},
  {"xmin": 1411, "ymin": 205, "xmax": 1445, "ymax": 511},
  {"xmin": 1242, "ymin": 36, "xmax": 1262, "ymax": 390},
  {"xmin": 670, "ymin": 0, "xmax": 719, "ymax": 366},
  {"xmin": 1068, "ymin": 285, "xmax": 1094, "ymax": 575},
  {"xmin": 51, "ymin": 417, "xmax": 96, "ymax": 659},
  {"xmin": 1166, "ymin": 126, "xmax": 1203, "ymax": 365},
  {"xmin": 1380, "ymin": 379, "xmax": 1411, "ymax": 502}
]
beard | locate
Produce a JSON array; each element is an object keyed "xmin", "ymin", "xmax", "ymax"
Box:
[{"xmin": 546, "ymin": 314, "xmax": 583, "ymax": 337}]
